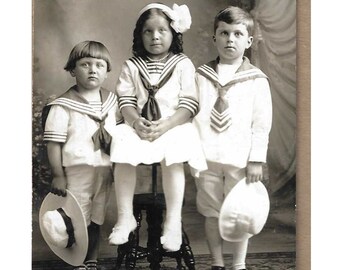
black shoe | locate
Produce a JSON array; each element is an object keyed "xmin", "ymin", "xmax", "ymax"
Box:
[{"xmin": 211, "ymin": 267, "xmax": 225, "ymax": 270}]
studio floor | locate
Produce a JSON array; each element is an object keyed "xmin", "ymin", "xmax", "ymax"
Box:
[
  {"xmin": 32, "ymin": 203, "xmax": 295, "ymax": 269},
  {"xmin": 32, "ymin": 172, "xmax": 296, "ymax": 269}
]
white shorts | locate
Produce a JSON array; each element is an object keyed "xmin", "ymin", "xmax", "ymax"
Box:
[
  {"xmin": 65, "ymin": 165, "xmax": 113, "ymax": 226},
  {"xmin": 195, "ymin": 161, "xmax": 246, "ymax": 218}
]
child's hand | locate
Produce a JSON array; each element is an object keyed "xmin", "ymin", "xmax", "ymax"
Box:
[
  {"xmin": 134, "ymin": 117, "xmax": 154, "ymax": 141},
  {"xmin": 51, "ymin": 176, "xmax": 67, "ymax": 197},
  {"xmin": 246, "ymin": 162, "xmax": 263, "ymax": 183},
  {"xmin": 148, "ymin": 118, "xmax": 171, "ymax": 141}
]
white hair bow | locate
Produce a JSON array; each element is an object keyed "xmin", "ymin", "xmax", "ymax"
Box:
[{"xmin": 138, "ymin": 3, "xmax": 192, "ymax": 33}]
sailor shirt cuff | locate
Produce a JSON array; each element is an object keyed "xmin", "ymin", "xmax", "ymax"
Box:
[
  {"xmin": 118, "ymin": 96, "xmax": 138, "ymax": 110},
  {"xmin": 178, "ymin": 97, "xmax": 199, "ymax": 116}
]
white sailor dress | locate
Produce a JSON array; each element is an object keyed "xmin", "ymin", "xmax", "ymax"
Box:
[{"xmin": 110, "ymin": 53, "xmax": 207, "ymax": 172}]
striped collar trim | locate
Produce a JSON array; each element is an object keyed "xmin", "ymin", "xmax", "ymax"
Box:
[
  {"xmin": 47, "ymin": 86, "xmax": 117, "ymax": 120},
  {"xmin": 129, "ymin": 53, "xmax": 188, "ymax": 86},
  {"xmin": 197, "ymin": 57, "xmax": 267, "ymax": 88}
]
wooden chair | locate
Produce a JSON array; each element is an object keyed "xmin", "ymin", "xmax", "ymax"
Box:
[{"xmin": 114, "ymin": 163, "xmax": 196, "ymax": 270}]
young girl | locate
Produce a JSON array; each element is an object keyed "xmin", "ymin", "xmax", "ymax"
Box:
[
  {"xmin": 43, "ymin": 40, "xmax": 119, "ymax": 270},
  {"xmin": 108, "ymin": 3, "xmax": 207, "ymax": 252}
]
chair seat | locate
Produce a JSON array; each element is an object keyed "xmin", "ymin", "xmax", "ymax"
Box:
[{"xmin": 133, "ymin": 193, "xmax": 166, "ymax": 209}]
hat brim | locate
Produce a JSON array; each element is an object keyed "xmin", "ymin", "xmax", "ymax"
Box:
[
  {"xmin": 39, "ymin": 190, "xmax": 88, "ymax": 266},
  {"xmin": 219, "ymin": 178, "xmax": 270, "ymax": 242}
]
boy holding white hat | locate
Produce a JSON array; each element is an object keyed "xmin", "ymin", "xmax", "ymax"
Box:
[
  {"xmin": 39, "ymin": 190, "xmax": 89, "ymax": 268},
  {"xmin": 42, "ymin": 40, "xmax": 118, "ymax": 270},
  {"xmin": 193, "ymin": 6, "xmax": 272, "ymax": 270}
]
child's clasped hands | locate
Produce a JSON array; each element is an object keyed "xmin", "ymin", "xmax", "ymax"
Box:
[{"xmin": 133, "ymin": 117, "xmax": 171, "ymax": 142}]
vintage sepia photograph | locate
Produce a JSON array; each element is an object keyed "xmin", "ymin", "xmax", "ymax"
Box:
[{"xmin": 32, "ymin": 0, "xmax": 297, "ymax": 269}]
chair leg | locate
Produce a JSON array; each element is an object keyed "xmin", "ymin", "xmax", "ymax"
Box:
[
  {"xmin": 124, "ymin": 208, "xmax": 143, "ymax": 270},
  {"xmin": 114, "ymin": 243, "xmax": 127, "ymax": 270},
  {"xmin": 181, "ymin": 229, "xmax": 196, "ymax": 270},
  {"xmin": 175, "ymin": 254, "xmax": 185, "ymax": 270},
  {"xmin": 146, "ymin": 205, "xmax": 163, "ymax": 270},
  {"xmin": 124, "ymin": 232, "xmax": 137, "ymax": 269}
]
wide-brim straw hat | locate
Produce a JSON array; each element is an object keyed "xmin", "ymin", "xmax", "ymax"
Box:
[
  {"xmin": 219, "ymin": 178, "xmax": 270, "ymax": 242},
  {"xmin": 39, "ymin": 190, "xmax": 88, "ymax": 266}
]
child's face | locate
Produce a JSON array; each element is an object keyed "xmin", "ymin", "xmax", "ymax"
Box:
[
  {"xmin": 214, "ymin": 21, "xmax": 253, "ymax": 65},
  {"xmin": 142, "ymin": 15, "xmax": 173, "ymax": 60},
  {"xmin": 70, "ymin": 57, "xmax": 108, "ymax": 90}
]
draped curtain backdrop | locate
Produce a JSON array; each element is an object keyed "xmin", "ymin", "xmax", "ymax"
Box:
[
  {"xmin": 33, "ymin": 0, "xmax": 296, "ymax": 193},
  {"xmin": 250, "ymin": 0, "xmax": 296, "ymax": 193}
]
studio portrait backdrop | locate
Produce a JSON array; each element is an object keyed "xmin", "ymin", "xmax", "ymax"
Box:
[{"xmin": 32, "ymin": 0, "xmax": 296, "ymax": 269}]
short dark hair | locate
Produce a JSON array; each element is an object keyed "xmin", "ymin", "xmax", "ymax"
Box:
[
  {"xmin": 214, "ymin": 6, "xmax": 254, "ymax": 36},
  {"xmin": 64, "ymin": 40, "xmax": 112, "ymax": 72},
  {"xmin": 132, "ymin": 8, "xmax": 183, "ymax": 57}
]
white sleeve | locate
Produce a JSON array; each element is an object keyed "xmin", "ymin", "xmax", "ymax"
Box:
[
  {"xmin": 43, "ymin": 105, "xmax": 69, "ymax": 143},
  {"xmin": 249, "ymin": 78, "xmax": 273, "ymax": 162},
  {"xmin": 177, "ymin": 58, "xmax": 199, "ymax": 115},
  {"xmin": 116, "ymin": 61, "xmax": 138, "ymax": 110}
]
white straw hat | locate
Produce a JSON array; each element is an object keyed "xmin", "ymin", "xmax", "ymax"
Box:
[
  {"xmin": 39, "ymin": 190, "xmax": 88, "ymax": 266},
  {"xmin": 219, "ymin": 178, "xmax": 270, "ymax": 242}
]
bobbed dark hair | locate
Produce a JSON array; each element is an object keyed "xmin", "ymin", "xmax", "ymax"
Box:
[
  {"xmin": 64, "ymin": 40, "xmax": 112, "ymax": 72},
  {"xmin": 214, "ymin": 6, "xmax": 254, "ymax": 36},
  {"xmin": 132, "ymin": 8, "xmax": 183, "ymax": 58}
]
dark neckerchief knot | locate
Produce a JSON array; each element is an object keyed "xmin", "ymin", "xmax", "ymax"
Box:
[
  {"xmin": 141, "ymin": 79, "xmax": 162, "ymax": 121},
  {"xmin": 91, "ymin": 114, "xmax": 112, "ymax": 155},
  {"xmin": 147, "ymin": 85, "xmax": 159, "ymax": 93}
]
